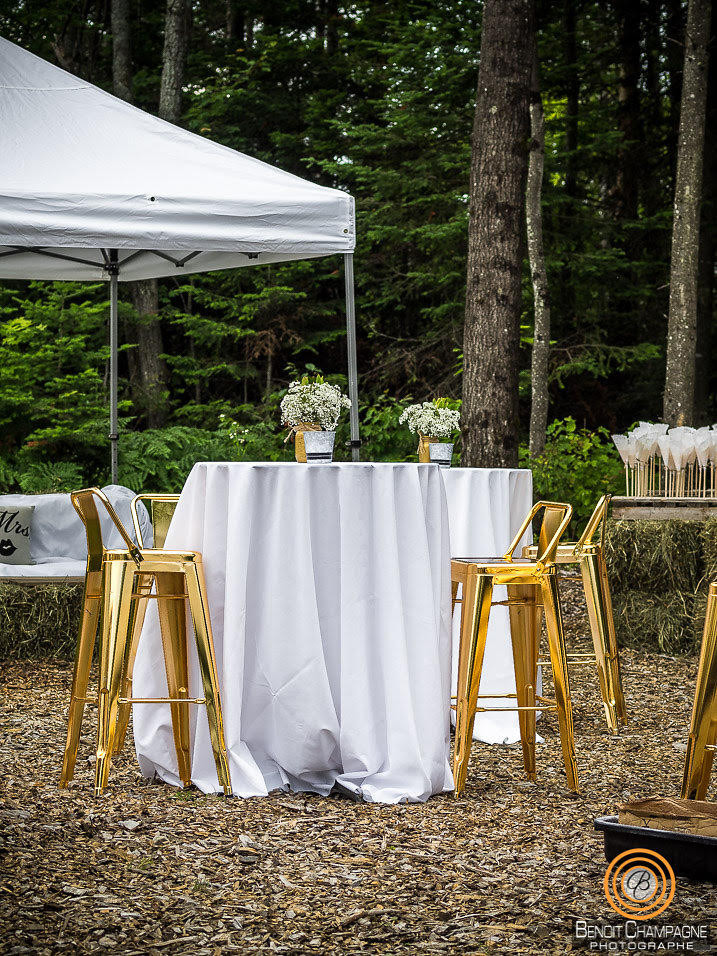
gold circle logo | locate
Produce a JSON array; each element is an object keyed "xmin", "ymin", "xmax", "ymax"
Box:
[{"xmin": 604, "ymin": 848, "xmax": 676, "ymax": 920}]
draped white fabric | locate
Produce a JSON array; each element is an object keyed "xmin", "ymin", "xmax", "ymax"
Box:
[
  {"xmin": 442, "ymin": 468, "xmax": 534, "ymax": 744},
  {"xmin": 132, "ymin": 463, "xmax": 454, "ymax": 803}
]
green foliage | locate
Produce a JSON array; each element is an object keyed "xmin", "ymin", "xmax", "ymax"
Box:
[
  {"xmin": 118, "ymin": 427, "xmax": 235, "ymax": 492},
  {"xmin": 520, "ymin": 418, "xmax": 624, "ymax": 530},
  {"xmin": 0, "ymin": 283, "xmax": 110, "ymax": 449},
  {"xmin": 16, "ymin": 461, "xmax": 86, "ymax": 495},
  {"xmin": 356, "ymin": 397, "xmax": 417, "ymax": 462}
]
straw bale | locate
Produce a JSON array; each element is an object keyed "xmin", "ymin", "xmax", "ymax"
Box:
[
  {"xmin": 612, "ymin": 588, "xmax": 697, "ymax": 653},
  {"xmin": 0, "ymin": 582, "xmax": 82, "ymax": 660},
  {"xmin": 604, "ymin": 518, "xmax": 703, "ymax": 594},
  {"xmin": 700, "ymin": 516, "xmax": 717, "ymax": 582}
]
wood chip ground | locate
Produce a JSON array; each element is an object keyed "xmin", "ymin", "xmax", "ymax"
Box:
[{"xmin": 1, "ymin": 581, "xmax": 716, "ymax": 954}]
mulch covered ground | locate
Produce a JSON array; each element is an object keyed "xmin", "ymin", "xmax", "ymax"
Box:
[{"xmin": 1, "ymin": 581, "xmax": 716, "ymax": 955}]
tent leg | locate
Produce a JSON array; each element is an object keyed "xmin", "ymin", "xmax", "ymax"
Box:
[
  {"xmin": 344, "ymin": 253, "xmax": 360, "ymax": 462},
  {"xmin": 109, "ymin": 252, "xmax": 119, "ymax": 484}
]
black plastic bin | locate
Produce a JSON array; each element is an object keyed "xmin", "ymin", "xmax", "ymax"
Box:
[{"xmin": 595, "ymin": 814, "xmax": 717, "ymax": 882}]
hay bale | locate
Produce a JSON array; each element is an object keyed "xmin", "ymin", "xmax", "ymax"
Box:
[
  {"xmin": 0, "ymin": 582, "xmax": 83, "ymax": 660},
  {"xmin": 700, "ymin": 516, "xmax": 717, "ymax": 583},
  {"xmin": 693, "ymin": 590, "xmax": 709, "ymax": 646},
  {"xmin": 604, "ymin": 518, "xmax": 703, "ymax": 594},
  {"xmin": 612, "ymin": 588, "xmax": 696, "ymax": 653}
]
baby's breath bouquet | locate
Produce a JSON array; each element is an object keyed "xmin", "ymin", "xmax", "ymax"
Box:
[
  {"xmin": 280, "ymin": 375, "xmax": 351, "ymax": 431},
  {"xmin": 399, "ymin": 399, "xmax": 460, "ymax": 439},
  {"xmin": 399, "ymin": 398, "xmax": 460, "ymax": 464}
]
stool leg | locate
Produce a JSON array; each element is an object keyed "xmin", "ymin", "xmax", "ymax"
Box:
[
  {"xmin": 541, "ymin": 571, "xmax": 579, "ymax": 792},
  {"xmin": 507, "ymin": 581, "xmax": 541, "ymax": 781},
  {"xmin": 95, "ymin": 561, "xmax": 137, "ymax": 796},
  {"xmin": 580, "ymin": 549, "xmax": 624, "ymax": 733},
  {"xmin": 183, "ymin": 560, "xmax": 233, "ymax": 796},
  {"xmin": 453, "ymin": 570, "xmax": 493, "ymax": 797},
  {"xmin": 598, "ymin": 549, "xmax": 628, "ymax": 726},
  {"xmin": 59, "ymin": 572, "xmax": 101, "ymax": 787},
  {"xmin": 451, "ymin": 580, "xmax": 459, "ymax": 616},
  {"xmin": 156, "ymin": 571, "xmax": 192, "ymax": 788},
  {"xmin": 113, "ymin": 572, "xmax": 151, "ymax": 755},
  {"xmin": 682, "ymin": 588, "xmax": 717, "ymax": 800}
]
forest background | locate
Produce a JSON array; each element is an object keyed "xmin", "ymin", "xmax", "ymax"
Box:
[{"xmin": 0, "ymin": 0, "xmax": 714, "ymax": 524}]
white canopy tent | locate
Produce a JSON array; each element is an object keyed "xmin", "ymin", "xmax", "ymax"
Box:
[{"xmin": 0, "ymin": 36, "xmax": 360, "ymax": 479}]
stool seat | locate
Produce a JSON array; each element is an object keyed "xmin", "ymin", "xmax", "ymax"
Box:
[
  {"xmin": 103, "ymin": 548, "xmax": 204, "ymax": 569},
  {"xmin": 453, "ymin": 556, "xmax": 535, "ymax": 565}
]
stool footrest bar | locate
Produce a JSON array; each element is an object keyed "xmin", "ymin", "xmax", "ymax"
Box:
[{"xmin": 119, "ymin": 697, "xmax": 206, "ymax": 704}]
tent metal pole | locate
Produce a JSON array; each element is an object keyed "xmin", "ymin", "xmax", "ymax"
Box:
[
  {"xmin": 108, "ymin": 250, "xmax": 119, "ymax": 483},
  {"xmin": 344, "ymin": 252, "xmax": 360, "ymax": 462}
]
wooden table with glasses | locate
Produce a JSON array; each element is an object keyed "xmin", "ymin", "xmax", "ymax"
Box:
[{"xmin": 131, "ymin": 462, "xmax": 532, "ymax": 801}]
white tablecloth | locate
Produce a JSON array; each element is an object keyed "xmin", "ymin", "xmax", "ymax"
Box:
[
  {"xmin": 442, "ymin": 468, "xmax": 533, "ymax": 743},
  {"xmin": 133, "ymin": 462, "xmax": 454, "ymax": 803}
]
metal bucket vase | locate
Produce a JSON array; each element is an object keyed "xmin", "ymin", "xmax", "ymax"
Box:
[
  {"xmin": 294, "ymin": 423, "xmax": 322, "ymax": 463},
  {"xmin": 429, "ymin": 442, "xmax": 454, "ymax": 468},
  {"xmin": 417, "ymin": 434, "xmax": 440, "ymax": 463},
  {"xmin": 303, "ymin": 430, "xmax": 336, "ymax": 463}
]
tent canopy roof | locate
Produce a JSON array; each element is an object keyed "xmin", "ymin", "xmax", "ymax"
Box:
[{"xmin": 0, "ymin": 36, "xmax": 355, "ymax": 281}]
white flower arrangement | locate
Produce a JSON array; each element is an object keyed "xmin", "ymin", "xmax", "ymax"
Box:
[
  {"xmin": 399, "ymin": 400, "xmax": 460, "ymax": 439},
  {"xmin": 280, "ymin": 375, "xmax": 351, "ymax": 431}
]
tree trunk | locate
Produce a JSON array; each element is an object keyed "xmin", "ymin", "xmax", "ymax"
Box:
[
  {"xmin": 643, "ymin": 0, "xmax": 666, "ymax": 220},
  {"xmin": 132, "ymin": 280, "xmax": 169, "ymax": 427},
  {"xmin": 664, "ymin": 0, "xmax": 712, "ymax": 426},
  {"xmin": 461, "ymin": 0, "xmax": 534, "ymax": 468},
  {"xmin": 560, "ymin": 0, "xmax": 579, "ymax": 326},
  {"xmin": 326, "ymin": 0, "xmax": 339, "ymax": 55},
  {"xmin": 111, "ymin": 0, "xmax": 132, "ymax": 102},
  {"xmin": 613, "ymin": 0, "xmax": 642, "ymax": 223},
  {"xmin": 527, "ymin": 52, "xmax": 550, "ymax": 458},
  {"xmin": 159, "ymin": 0, "xmax": 190, "ymax": 124},
  {"xmin": 667, "ymin": 0, "xmax": 687, "ymax": 191},
  {"xmin": 563, "ymin": 0, "xmax": 578, "ymax": 201},
  {"xmin": 695, "ymin": 29, "xmax": 717, "ymax": 423},
  {"xmin": 226, "ymin": 0, "xmax": 244, "ymax": 43},
  {"xmin": 128, "ymin": 0, "xmax": 190, "ymax": 428}
]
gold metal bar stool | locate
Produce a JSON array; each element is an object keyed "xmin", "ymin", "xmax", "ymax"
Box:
[
  {"xmin": 452, "ymin": 501, "xmax": 578, "ymax": 796},
  {"xmin": 681, "ymin": 580, "xmax": 717, "ymax": 800},
  {"xmin": 59, "ymin": 488, "xmax": 232, "ymax": 796},
  {"xmin": 113, "ymin": 494, "xmax": 180, "ymax": 754},
  {"xmin": 523, "ymin": 494, "xmax": 628, "ymax": 733}
]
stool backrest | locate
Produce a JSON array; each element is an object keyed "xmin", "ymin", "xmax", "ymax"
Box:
[
  {"xmin": 71, "ymin": 488, "xmax": 143, "ymax": 570},
  {"xmin": 131, "ymin": 494, "xmax": 180, "ymax": 549},
  {"xmin": 575, "ymin": 494, "xmax": 611, "ymax": 554},
  {"xmin": 503, "ymin": 500, "xmax": 573, "ymax": 568}
]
